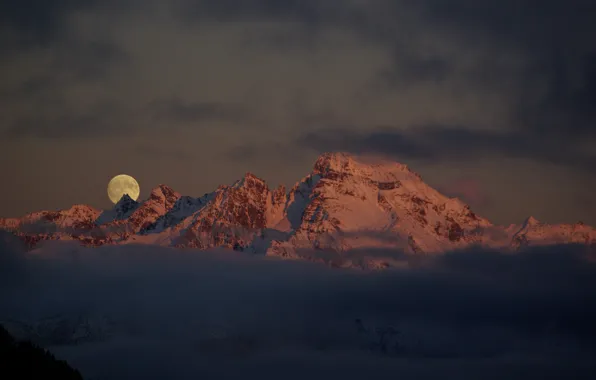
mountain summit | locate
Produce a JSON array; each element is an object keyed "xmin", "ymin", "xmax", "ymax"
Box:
[{"xmin": 1, "ymin": 152, "xmax": 594, "ymax": 268}]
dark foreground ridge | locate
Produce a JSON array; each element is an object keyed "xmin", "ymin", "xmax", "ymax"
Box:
[{"xmin": 0, "ymin": 324, "xmax": 83, "ymax": 379}]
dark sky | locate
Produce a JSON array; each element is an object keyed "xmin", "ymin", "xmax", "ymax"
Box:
[{"xmin": 1, "ymin": 0, "xmax": 595, "ymax": 225}]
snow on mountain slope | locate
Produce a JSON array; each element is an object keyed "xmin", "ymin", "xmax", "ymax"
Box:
[
  {"xmin": 170, "ymin": 173, "xmax": 281, "ymax": 249},
  {"xmin": 95, "ymin": 194, "xmax": 140, "ymax": 225},
  {"xmin": 0, "ymin": 204, "xmax": 103, "ymax": 248},
  {"xmin": 128, "ymin": 184, "xmax": 181, "ymax": 232},
  {"xmin": 124, "ymin": 173, "xmax": 288, "ymax": 250},
  {"xmin": 268, "ymin": 152, "xmax": 493, "ymax": 259},
  {"xmin": 1, "ymin": 204, "xmax": 101, "ymax": 232},
  {"xmin": 141, "ymin": 195, "xmax": 206, "ymax": 234},
  {"xmin": 95, "ymin": 184, "xmax": 182, "ymax": 243},
  {"xmin": 1, "ymin": 152, "xmax": 594, "ymax": 267},
  {"xmin": 508, "ymin": 216, "xmax": 595, "ymax": 249}
]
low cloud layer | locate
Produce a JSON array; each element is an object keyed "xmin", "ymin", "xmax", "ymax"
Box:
[{"xmin": 1, "ymin": 238, "xmax": 596, "ymax": 379}]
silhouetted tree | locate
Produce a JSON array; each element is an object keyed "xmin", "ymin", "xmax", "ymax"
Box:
[{"xmin": 0, "ymin": 324, "xmax": 83, "ymax": 379}]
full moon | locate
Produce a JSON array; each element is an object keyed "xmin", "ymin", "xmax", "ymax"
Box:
[{"xmin": 107, "ymin": 174, "xmax": 140, "ymax": 204}]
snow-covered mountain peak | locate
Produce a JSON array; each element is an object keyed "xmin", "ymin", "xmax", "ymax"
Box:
[
  {"xmin": 313, "ymin": 151, "xmax": 420, "ymax": 183},
  {"xmin": 114, "ymin": 194, "xmax": 139, "ymax": 215},
  {"xmin": 523, "ymin": 216, "xmax": 541, "ymax": 227},
  {"xmin": 232, "ymin": 172, "xmax": 268, "ymax": 191},
  {"xmin": 116, "ymin": 194, "xmax": 135, "ymax": 206},
  {"xmin": 510, "ymin": 215, "xmax": 596, "ymax": 249},
  {"xmin": 54, "ymin": 205, "xmax": 102, "ymax": 228},
  {"xmin": 266, "ymin": 152, "xmax": 497, "ymax": 257},
  {"xmin": 114, "ymin": 184, "xmax": 184, "ymax": 237},
  {"xmin": 309, "ymin": 152, "xmax": 454, "ymax": 209},
  {"xmin": 2, "ymin": 152, "xmax": 594, "ymax": 266},
  {"xmin": 272, "ymin": 184, "xmax": 287, "ymax": 201},
  {"xmin": 65, "ymin": 204, "xmax": 100, "ymax": 214},
  {"xmin": 95, "ymin": 194, "xmax": 140, "ymax": 225},
  {"xmin": 313, "ymin": 152, "xmax": 355, "ymax": 173},
  {"xmin": 143, "ymin": 185, "xmax": 181, "ymax": 212},
  {"xmin": 150, "ymin": 184, "xmax": 179, "ymax": 199}
]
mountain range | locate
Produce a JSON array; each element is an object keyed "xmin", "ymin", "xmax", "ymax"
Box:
[{"xmin": 2, "ymin": 152, "xmax": 594, "ymax": 268}]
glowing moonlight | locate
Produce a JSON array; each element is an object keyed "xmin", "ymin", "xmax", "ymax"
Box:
[{"xmin": 107, "ymin": 174, "xmax": 140, "ymax": 204}]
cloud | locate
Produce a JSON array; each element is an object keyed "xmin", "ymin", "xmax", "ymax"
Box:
[
  {"xmin": 3, "ymin": 0, "xmax": 595, "ymax": 142},
  {"xmin": 0, "ymin": 0, "xmax": 95, "ymax": 48},
  {"xmin": 0, "ymin": 39, "xmax": 127, "ymax": 97},
  {"xmin": 2, "ymin": 0, "xmax": 596, "ymax": 224},
  {"xmin": 3, "ymin": 1, "xmax": 595, "ymax": 137},
  {"xmin": 403, "ymin": 0, "xmax": 596, "ymax": 139},
  {"xmin": 148, "ymin": 97, "xmax": 252, "ymax": 125},
  {"xmin": 436, "ymin": 178, "xmax": 491, "ymax": 208},
  {"xmin": 3, "ymin": 101, "xmax": 132, "ymax": 139},
  {"xmin": 134, "ymin": 144, "xmax": 191, "ymax": 161},
  {"xmin": 297, "ymin": 125, "xmax": 596, "ymax": 173},
  {"xmin": 171, "ymin": 0, "xmax": 347, "ymax": 26},
  {"xmin": 0, "ymin": 36, "xmax": 129, "ymax": 139},
  {"xmin": 1, "ymin": 240, "xmax": 596, "ymax": 379}
]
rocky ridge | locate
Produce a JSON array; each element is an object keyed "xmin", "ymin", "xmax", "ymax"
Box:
[{"xmin": 1, "ymin": 152, "xmax": 594, "ymax": 268}]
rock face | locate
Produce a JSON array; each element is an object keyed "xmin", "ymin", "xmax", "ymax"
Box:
[
  {"xmin": 269, "ymin": 152, "xmax": 493, "ymax": 259},
  {"xmin": 1, "ymin": 152, "xmax": 595, "ymax": 268}
]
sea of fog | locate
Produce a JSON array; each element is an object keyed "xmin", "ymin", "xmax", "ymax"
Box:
[{"xmin": 1, "ymin": 238, "xmax": 596, "ymax": 379}]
